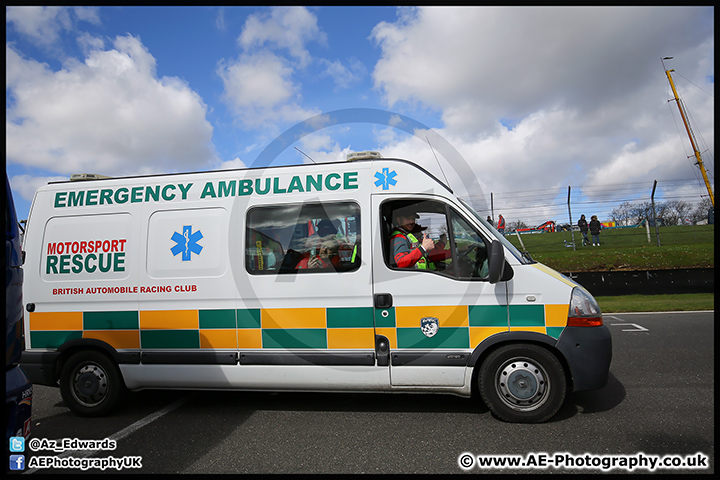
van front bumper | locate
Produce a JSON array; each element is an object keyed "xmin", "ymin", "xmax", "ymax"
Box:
[{"xmin": 556, "ymin": 325, "xmax": 612, "ymax": 392}]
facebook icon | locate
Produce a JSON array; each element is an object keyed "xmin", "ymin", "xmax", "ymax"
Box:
[{"xmin": 9, "ymin": 454, "xmax": 25, "ymax": 471}]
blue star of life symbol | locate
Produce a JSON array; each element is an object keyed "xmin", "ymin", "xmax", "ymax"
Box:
[
  {"xmin": 171, "ymin": 226, "xmax": 203, "ymax": 261},
  {"xmin": 374, "ymin": 167, "xmax": 397, "ymax": 190}
]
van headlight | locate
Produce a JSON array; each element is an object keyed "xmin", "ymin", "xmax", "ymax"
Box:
[{"xmin": 567, "ymin": 287, "xmax": 603, "ymax": 327}]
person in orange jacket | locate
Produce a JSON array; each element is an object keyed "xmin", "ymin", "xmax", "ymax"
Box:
[{"xmin": 497, "ymin": 214, "xmax": 505, "ymax": 235}]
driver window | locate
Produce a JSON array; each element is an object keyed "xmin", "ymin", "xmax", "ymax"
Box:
[
  {"xmin": 384, "ymin": 199, "xmax": 450, "ymax": 273},
  {"xmin": 382, "ymin": 199, "xmax": 490, "ymax": 279}
]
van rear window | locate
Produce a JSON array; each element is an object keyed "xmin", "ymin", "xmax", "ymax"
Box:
[{"xmin": 246, "ymin": 202, "xmax": 360, "ymax": 275}]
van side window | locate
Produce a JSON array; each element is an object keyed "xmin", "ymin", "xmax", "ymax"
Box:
[
  {"xmin": 449, "ymin": 210, "xmax": 489, "ymax": 279},
  {"xmin": 381, "ymin": 199, "xmax": 489, "ymax": 279},
  {"xmin": 246, "ymin": 202, "xmax": 360, "ymax": 275}
]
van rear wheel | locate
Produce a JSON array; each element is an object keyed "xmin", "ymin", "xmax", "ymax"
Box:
[
  {"xmin": 60, "ymin": 350, "xmax": 125, "ymax": 417},
  {"xmin": 478, "ymin": 344, "xmax": 566, "ymax": 423}
]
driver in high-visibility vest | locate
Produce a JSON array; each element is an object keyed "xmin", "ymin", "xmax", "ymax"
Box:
[{"xmin": 391, "ymin": 206, "xmax": 449, "ymax": 270}]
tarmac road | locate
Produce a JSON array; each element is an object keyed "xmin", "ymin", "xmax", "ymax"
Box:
[{"xmin": 18, "ymin": 311, "xmax": 714, "ymax": 474}]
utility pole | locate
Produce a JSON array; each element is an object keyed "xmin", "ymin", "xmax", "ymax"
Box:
[
  {"xmin": 567, "ymin": 186, "xmax": 575, "ymax": 251},
  {"xmin": 662, "ymin": 57, "xmax": 714, "ymax": 208}
]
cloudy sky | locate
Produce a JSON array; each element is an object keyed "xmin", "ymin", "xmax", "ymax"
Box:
[{"xmin": 6, "ymin": 6, "xmax": 714, "ymax": 223}]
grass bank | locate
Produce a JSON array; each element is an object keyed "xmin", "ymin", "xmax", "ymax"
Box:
[
  {"xmin": 502, "ymin": 225, "xmax": 714, "ymax": 313},
  {"xmin": 506, "ymin": 224, "xmax": 714, "ymax": 272},
  {"xmin": 597, "ymin": 293, "xmax": 714, "ymax": 313}
]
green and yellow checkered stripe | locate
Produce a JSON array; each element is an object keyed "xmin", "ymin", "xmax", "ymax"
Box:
[
  {"xmin": 28, "ymin": 307, "xmax": 377, "ymax": 350},
  {"xmin": 28, "ymin": 304, "xmax": 568, "ymax": 351}
]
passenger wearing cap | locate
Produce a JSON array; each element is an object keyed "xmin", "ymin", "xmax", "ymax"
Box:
[{"xmin": 390, "ymin": 206, "xmax": 449, "ymax": 270}]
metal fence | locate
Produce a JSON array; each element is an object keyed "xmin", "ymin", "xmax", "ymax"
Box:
[{"xmin": 464, "ymin": 179, "xmax": 714, "ymax": 253}]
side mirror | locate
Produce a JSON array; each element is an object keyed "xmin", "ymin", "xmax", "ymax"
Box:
[{"xmin": 487, "ymin": 240, "xmax": 510, "ymax": 284}]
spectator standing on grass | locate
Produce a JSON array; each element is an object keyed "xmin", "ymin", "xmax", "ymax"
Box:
[
  {"xmin": 578, "ymin": 214, "xmax": 589, "ymax": 246},
  {"xmin": 589, "ymin": 215, "xmax": 602, "ymax": 246},
  {"xmin": 497, "ymin": 214, "xmax": 505, "ymax": 235}
]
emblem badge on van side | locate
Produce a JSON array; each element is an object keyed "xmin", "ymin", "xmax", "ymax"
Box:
[
  {"xmin": 374, "ymin": 168, "xmax": 397, "ymax": 190},
  {"xmin": 420, "ymin": 317, "xmax": 439, "ymax": 338},
  {"xmin": 171, "ymin": 226, "xmax": 203, "ymax": 261}
]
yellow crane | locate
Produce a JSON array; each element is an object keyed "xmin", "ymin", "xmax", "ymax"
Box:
[{"xmin": 662, "ymin": 57, "xmax": 714, "ymax": 208}]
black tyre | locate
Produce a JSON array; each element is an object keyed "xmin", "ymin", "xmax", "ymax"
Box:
[
  {"xmin": 479, "ymin": 344, "xmax": 566, "ymax": 423},
  {"xmin": 59, "ymin": 350, "xmax": 126, "ymax": 417}
]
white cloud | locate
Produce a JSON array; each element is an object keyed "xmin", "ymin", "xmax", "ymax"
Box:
[
  {"xmin": 370, "ymin": 6, "xmax": 714, "ymax": 212},
  {"xmin": 6, "ymin": 35, "xmax": 216, "ymax": 176},
  {"xmin": 6, "ymin": 6, "xmax": 72, "ymax": 46},
  {"xmin": 10, "ymin": 174, "xmax": 69, "ymax": 203},
  {"xmin": 372, "ymin": 7, "xmax": 709, "ymax": 116},
  {"xmin": 215, "ymin": 8, "xmax": 227, "ymax": 32},
  {"xmin": 72, "ymin": 7, "xmax": 101, "ymax": 26},
  {"xmin": 219, "ymin": 52, "xmax": 295, "ymax": 110},
  {"xmin": 218, "ymin": 7, "xmax": 325, "ymax": 129},
  {"xmin": 319, "ymin": 58, "xmax": 366, "ymax": 90},
  {"xmin": 238, "ymin": 6, "xmax": 326, "ymax": 68},
  {"xmin": 76, "ymin": 32, "xmax": 105, "ymax": 55},
  {"xmin": 217, "ymin": 52, "xmax": 320, "ymax": 129},
  {"xmin": 6, "ymin": 6, "xmax": 100, "ymax": 47},
  {"xmin": 216, "ymin": 157, "xmax": 248, "ymax": 170}
]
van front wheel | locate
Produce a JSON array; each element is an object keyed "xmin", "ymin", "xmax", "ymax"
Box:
[
  {"xmin": 478, "ymin": 344, "xmax": 566, "ymax": 423},
  {"xmin": 60, "ymin": 351, "xmax": 125, "ymax": 417}
]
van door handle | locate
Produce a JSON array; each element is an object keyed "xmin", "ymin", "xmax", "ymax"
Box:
[{"xmin": 374, "ymin": 293, "xmax": 393, "ymax": 309}]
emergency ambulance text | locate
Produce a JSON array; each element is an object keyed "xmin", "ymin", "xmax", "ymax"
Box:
[
  {"xmin": 51, "ymin": 171, "xmax": 360, "ymax": 210},
  {"xmin": 199, "ymin": 172, "xmax": 359, "ymax": 198},
  {"xmin": 54, "ymin": 183, "xmax": 192, "ymax": 208}
]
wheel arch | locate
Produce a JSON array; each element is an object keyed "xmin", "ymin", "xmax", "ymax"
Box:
[
  {"xmin": 468, "ymin": 331, "xmax": 573, "ymax": 395},
  {"xmin": 55, "ymin": 338, "xmax": 137, "ymax": 383}
]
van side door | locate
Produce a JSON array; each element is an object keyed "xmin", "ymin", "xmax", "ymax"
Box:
[
  {"xmin": 241, "ymin": 200, "xmax": 388, "ymax": 388},
  {"xmin": 371, "ymin": 195, "xmax": 509, "ymax": 387}
]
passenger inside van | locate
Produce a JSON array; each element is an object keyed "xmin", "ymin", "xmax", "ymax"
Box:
[
  {"xmin": 316, "ymin": 218, "xmax": 339, "ymax": 240},
  {"xmin": 248, "ymin": 202, "xmax": 360, "ymax": 274},
  {"xmin": 296, "ymin": 239, "xmax": 340, "ymax": 270}
]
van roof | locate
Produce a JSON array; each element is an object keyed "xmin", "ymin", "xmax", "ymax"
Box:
[{"xmin": 50, "ymin": 157, "xmax": 453, "ymax": 194}]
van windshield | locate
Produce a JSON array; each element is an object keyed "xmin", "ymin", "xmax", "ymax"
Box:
[{"xmin": 458, "ymin": 197, "xmax": 533, "ymax": 264}]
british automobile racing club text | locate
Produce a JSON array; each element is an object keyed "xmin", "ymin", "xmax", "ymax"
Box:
[{"xmin": 52, "ymin": 285, "xmax": 198, "ymax": 295}]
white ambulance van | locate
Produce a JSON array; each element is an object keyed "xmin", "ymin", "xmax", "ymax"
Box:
[{"xmin": 20, "ymin": 155, "xmax": 611, "ymax": 423}]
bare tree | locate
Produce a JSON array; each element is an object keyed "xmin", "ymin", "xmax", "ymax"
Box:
[
  {"xmin": 662, "ymin": 200, "xmax": 692, "ymax": 226},
  {"xmin": 629, "ymin": 201, "xmax": 654, "ymax": 225},
  {"xmin": 508, "ymin": 220, "xmax": 528, "ymax": 232},
  {"xmin": 611, "ymin": 201, "xmax": 633, "ymax": 226},
  {"xmin": 690, "ymin": 198, "xmax": 713, "ymax": 224}
]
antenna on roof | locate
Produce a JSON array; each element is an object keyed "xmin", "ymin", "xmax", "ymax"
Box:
[
  {"xmin": 426, "ymin": 136, "xmax": 451, "ymax": 190},
  {"xmin": 294, "ymin": 147, "xmax": 317, "ymax": 164}
]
